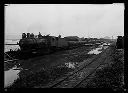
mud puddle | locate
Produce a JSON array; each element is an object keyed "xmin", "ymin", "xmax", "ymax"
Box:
[
  {"xmin": 4, "ymin": 65, "xmax": 23, "ymax": 88},
  {"xmin": 88, "ymin": 43, "xmax": 109, "ymax": 55}
]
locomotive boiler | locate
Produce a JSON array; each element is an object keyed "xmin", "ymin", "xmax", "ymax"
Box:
[
  {"xmin": 19, "ymin": 33, "xmax": 47, "ymax": 51},
  {"xmin": 19, "ymin": 32, "xmax": 69, "ymax": 52}
]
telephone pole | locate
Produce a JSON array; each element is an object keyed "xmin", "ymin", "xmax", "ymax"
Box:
[{"xmin": 112, "ymin": 36, "xmax": 113, "ymax": 41}]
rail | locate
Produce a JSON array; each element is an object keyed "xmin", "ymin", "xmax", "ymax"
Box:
[
  {"xmin": 5, "ymin": 44, "xmax": 19, "ymax": 45},
  {"xmin": 4, "ymin": 59, "xmax": 19, "ymax": 63},
  {"xmin": 4, "ymin": 52, "xmax": 19, "ymax": 63},
  {"xmin": 39, "ymin": 46, "xmax": 109, "ymax": 88}
]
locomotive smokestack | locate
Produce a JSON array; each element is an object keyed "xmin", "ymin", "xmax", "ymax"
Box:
[
  {"xmin": 22, "ymin": 33, "xmax": 26, "ymax": 39},
  {"xmin": 27, "ymin": 33, "xmax": 30, "ymax": 38},
  {"xmin": 38, "ymin": 32, "xmax": 42, "ymax": 38},
  {"xmin": 30, "ymin": 33, "xmax": 34, "ymax": 38},
  {"xmin": 58, "ymin": 35, "xmax": 61, "ymax": 38}
]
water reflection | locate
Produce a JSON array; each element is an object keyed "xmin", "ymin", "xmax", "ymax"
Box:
[
  {"xmin": 88, "ymin": 43, "xmax": 109, "ymax": 55},
  {"xmin": 4, "ymin": 45, "xmax": 20, "ymax": 52},
  {"xmin": 65, "ymin": 62, "xmax": 78, "ymax": 69},
  {"xmin": 88, "ymin": 47, "xmax": 102, "ymax": 55},
  {"xmin": 4, "ymin": 66, "xmax": 21, "ymax": 88}
]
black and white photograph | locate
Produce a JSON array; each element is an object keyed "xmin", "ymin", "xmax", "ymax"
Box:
[{"xmin": 4, "ymin": 4, "xmax": 124, "ymax": 90}]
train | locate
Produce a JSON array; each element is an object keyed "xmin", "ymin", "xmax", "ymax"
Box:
[
  {"xmin": 6, "ymin": 32, "xmax": 87, "ymax": 59},
  {"xmin": 19, "ymin": 32, "xmax": 89, "ymax": 52},
  {"xmin": 5, "ymin": 32, "xmax": 102, "ymax": 60},
  {"xmin": 116, "ymin": 36, "xmax": 124, "ymax": 49}
]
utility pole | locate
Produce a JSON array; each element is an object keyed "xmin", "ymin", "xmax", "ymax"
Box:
[{"xmin": 112, "ymin": 36, "xmax": 113, "ymax": 41}]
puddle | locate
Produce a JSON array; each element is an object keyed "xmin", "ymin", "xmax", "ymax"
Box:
[
  {"xmin": 85, "ymin": 44, "xmax": 93, "ymax": 46},
  {"xmin": 4, "ymin": 66, "xmax": 22, "ymax": 88},
  {"xmin": 65, "ymin": 62, "xmax": 78, "ymax": 69},
  {"xmin": 96, "ymin": 43, "xmax": 101, "ymax": 45},
  {"xmin": 88, "ymin": 43, "xmax": 109, "ymax": 55},
  {"xmin": 103, "ymin": 46, "xmax": 109, "ymax": 49},
  {"xmin": 88, "ymin": 47, "xmax": 102, "ymax": 55}
]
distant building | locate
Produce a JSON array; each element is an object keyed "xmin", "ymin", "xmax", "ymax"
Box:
[
  {"xmin": 64, "ymin": 36, "xmax": 80, "ymax": 41},
  {"xmin": 103, "ymin": 36, "xmax": 111, "ymax": 39}
]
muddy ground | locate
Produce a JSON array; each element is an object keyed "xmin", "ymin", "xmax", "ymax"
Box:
[
  {"xmin": 5, "ymin": 43, "xmax": 124, "ymax": 90},
  {"xmin": 4, "ymin": 45, "xmax": 97, "ymax": 88}
]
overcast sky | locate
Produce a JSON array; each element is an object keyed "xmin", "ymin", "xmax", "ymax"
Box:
[{"xmin": 5, "ymin": 4, "xmax": 124, "ymax": 39}]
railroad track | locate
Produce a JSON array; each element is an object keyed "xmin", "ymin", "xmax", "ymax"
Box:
[
  {"xmin": 4, "ymin": 59, "xmax": 19, "ymax": 63},
  {"xmin": 73, "ymin": 62, "xmax": 107, "ymax": 88},
  {"xmin": 39, "ymin": 46, "xmax": 110, "ymax": 88},
  {"xmin": 4, "ymin": 52, "xmax": 20, "ymax": 63}
]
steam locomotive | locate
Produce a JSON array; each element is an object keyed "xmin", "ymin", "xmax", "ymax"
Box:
[
  {"xmin": 18, "ymin": 32, "xmax": 88, "ymax": 55},
  {"xmin": 6, "ymin": 32, "xmax": 103, "ymax": 59}
]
